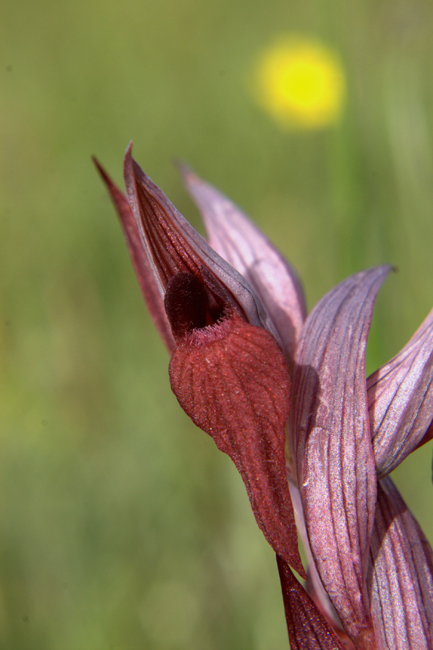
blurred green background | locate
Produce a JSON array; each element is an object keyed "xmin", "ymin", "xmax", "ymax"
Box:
[{"xmin": 2, "ymin": 0, "xmax": 433, "ymax": 648}]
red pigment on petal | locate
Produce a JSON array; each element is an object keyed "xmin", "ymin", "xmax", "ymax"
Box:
[
  {"xmin": 168, "ymin": 311, "xmax": 304, "ymax": 576},
  {"xmin": 277, "ymin": 556, "xmax": 347, "ymax": 650}
]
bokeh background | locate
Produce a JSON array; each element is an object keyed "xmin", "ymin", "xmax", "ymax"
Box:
[{"xmin": 2, "ymin": 0, "xmax": 433, "ymax": 648}]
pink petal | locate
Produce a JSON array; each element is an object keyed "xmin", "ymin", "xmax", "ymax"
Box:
[
  {"xmin": 368, "ymin": 477, "xmax": 433, "ymax": 649},
  {"xmin": 415, "ymin": 419, "xmax": 433, "ymax": 450},
  {"xmin": 288, "ymin": 482, "xmax": 342, "ymax": 630},
  {"xmin": 290, "ymin": 266, "xmax": 391, "ymax": 648},
  {"xmin": 180, "ymin": 165, "xmax": 306, "ymax": 365},
  {"xmin": 367, "ymin": 307, "xmax": 433, "ymax": 478},
  {"xmin": 93, "ymin": 156, "xmax": 176, "ymax": 352},
  {"xmin": 277, "ymin": 555, "xmax": 347, "ymax": 650}
]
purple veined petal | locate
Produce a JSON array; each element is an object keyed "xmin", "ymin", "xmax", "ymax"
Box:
[
  {"xmin": 122, "ymin": 144, "xmax": 279, "ymax": 338},
  {"xmin": 288, "ymin": 482, "xmax": 341, "ymax": 628},
  {"xmin": 368, "ymin": 476, "xmax": 433, "ymax": 649},
  {"xmin": 288, "ymin": 482, "xmax": 356, "ymax": 648},
  {"xmin": 276, "ymin": 555, "xmax": 347, "ymax": 650},
  {"xmin": 367, "ymin": 307, "xmax": 433, "ymax": 478},
  {"xmin": 179, "ymin": 165, "xmax": 306, "ymax": 364},
  {"xmin": 290, "ymin": 266, "xmax": 392, "ymax": 649},
  {"xmin": 93, "ymin": 157, "xmax": 176, "ymax": 352}
]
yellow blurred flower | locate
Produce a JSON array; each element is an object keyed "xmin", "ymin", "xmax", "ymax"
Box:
[{"xmin": 253, "ymin": 36, "xmax": 345, "ymax": 130}]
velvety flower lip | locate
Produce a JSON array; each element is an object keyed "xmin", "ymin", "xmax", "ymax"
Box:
[
  {"xmin": 168, "ymin": 310, "xmax": 303, "ymax": 573},
  {"xmin": 289, "ymin": 266, "xmax": 392, "ymax": 649},
  {"xmin": 367, "ymin": 306, "xmax": 433, "ymax": 479},
  {"xmin": 179, "ymin": 164, "xmax": 306, "ymax": 366},
  {"xmin": 94, "ymin": 145, "xmax": 305, "ymax": 576}
]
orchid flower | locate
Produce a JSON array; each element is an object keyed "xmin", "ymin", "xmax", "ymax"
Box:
[{"xmin": 94, "ymin": 144, "xmax": 433, "ymax": 650}]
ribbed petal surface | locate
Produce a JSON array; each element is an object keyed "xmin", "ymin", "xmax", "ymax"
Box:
[
  {"xmin": 368, "ymin": 477, "xmax": 433, "ymax": 649},
  {"xmin": 290, "ymin": 266, "xmax": 391, "ymax": 648},
  {"xmin": 367, "ymin": 307, "xmax": 433, "ymax": 478}
]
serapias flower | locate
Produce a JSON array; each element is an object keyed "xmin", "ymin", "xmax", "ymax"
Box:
[
  {"xmin": 252, "ymin": 35, "xmax": 345, "ymax": 130},
  {"xmin": 95, "ymin": 144, "xmax": 433, "ymax": 649}
]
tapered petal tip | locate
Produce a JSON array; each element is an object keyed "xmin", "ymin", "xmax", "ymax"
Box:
[
  {"xmin": 92, "ymin": 156, "xmax": 109, "ymax": 183},
  {"xmin": 93, "ymin": 151, "xmax": 176, "ymax": 352},
  {"xmin": 177, "ymin": 161, "xmax": 203, "ymax": 190},
  {"xmin": 173, "ymin": 158, "xmax": 192, "ymax": 176},
  {"xmin": 123, "ymin": 141, "xmax": 138, "ymax": 192}
]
